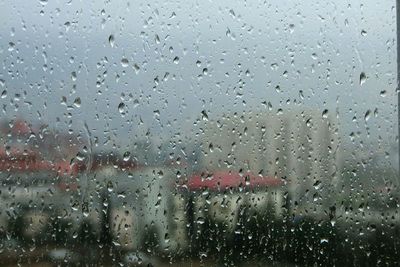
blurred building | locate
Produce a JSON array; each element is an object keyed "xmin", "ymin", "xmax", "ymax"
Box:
[
  {"xmin": 0, "ymin": 118, "xmax": 86, "ymax": 162},
  {"xmin": 197, "ymin": 109, "xmax": 341, "ymax": 215}
]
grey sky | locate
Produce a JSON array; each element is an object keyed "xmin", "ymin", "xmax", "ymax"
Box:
[{"xmin": 0, "ymin": 0, "xmax": 397, "ymax": 168}]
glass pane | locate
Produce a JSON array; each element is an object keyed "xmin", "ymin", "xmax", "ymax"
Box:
[{"xmin": 0, "ymin": 0, "xmax": 398, "ymax": 265}]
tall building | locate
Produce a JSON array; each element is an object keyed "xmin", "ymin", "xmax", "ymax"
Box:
[{"xmin": 198, "ymin": 109, "xmax": 341, "ymax": 215}]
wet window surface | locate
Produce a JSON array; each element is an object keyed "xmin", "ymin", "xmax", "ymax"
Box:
[{"xmin": 0, "ymin": 0, "xmax": 398, "ymax": 266}]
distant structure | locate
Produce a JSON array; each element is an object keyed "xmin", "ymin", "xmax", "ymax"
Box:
[
  {"xmin": 0, "ymin": 118, "xmax": 86, "ymax": 162},
  {"xmin": 197, "ymin": 109, "xmax": 341, "ymax": 215}
]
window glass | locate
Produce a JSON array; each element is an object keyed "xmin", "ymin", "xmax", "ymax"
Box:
[{"xmin": 0, "ymin": 0, "xmax": 398, "ymax": 265}]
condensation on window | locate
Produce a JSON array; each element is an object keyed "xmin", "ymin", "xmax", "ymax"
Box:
[{"xmin": 0, "ymin": 0, "xmax": 398, "ymax": 266}]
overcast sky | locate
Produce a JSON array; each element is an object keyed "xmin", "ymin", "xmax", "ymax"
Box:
[{"xmin": 0, "ymin": 0, "xmax": 398, "ymax": 168}]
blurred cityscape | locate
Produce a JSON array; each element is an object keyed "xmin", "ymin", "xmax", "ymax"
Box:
[
  {"xmin": 0, "ymin": 0, "xmax": 398, "ymax": 265},
  {"xmin": 0, "ymin": 109, "xmax": 398, "ymax": 266}
]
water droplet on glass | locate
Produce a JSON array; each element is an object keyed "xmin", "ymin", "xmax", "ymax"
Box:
[
  {"xmin": 360, "ymin": 72, "xmax": 366, "ymax": 86},
  {"xmin": 107, "ymin": 181, "xmax": 114, "ymax": 192},
  {"xmin": 311, "ymin": 53, "xmax": 318, "ymax": 60},
  {"xmin": 299, "ymin": 90, "xmax": 304, "ymax": 99},
  {"xmin": 155, "ymin": 34, "xmax": 160, "ymax": 44},
  {"xmin": 322, "ymin": 109, "xmax": 329, "ymax": 118},
  {"xmin": 73, "ymin": 97, "xmax": 81, "ymax": 108},
  {"xmin": 133, "ymin": 64, "xmax": 140, "ymax": 74},
  {"xmin": 289, "ymin": 23, "xmax": 295, "ymax": 33},
  {"xmin": 71, "ymin": 71, "xmax": 77, "ymax": 81},
  {"xmin": 209, "ymin": 143, "xmax": 214, "ymax": 152},
  {"xmin": 361, "ymin": 29, "xmax": 367, "ymax": 36},
  {"xmin": 121, "ymin": 58, "xmax": 129, "ymax": 67},
  {"xmin": 8, "ymin": 42, "xmax": 15, "ymax": 51},
  {"xmin": 76, "ymin": 152, "xmax": 85, "ymax": 161},
  {"xmin": 173, "ymin": 56, "xmax": 179, "ymax": 64},
  {"xmin": 196, "ymin": 217, "xmax": 205, "ymax": 225},
  {"xmin": 201, "ymin": 110, "xmax": 208, "ymax": 121},
  {"xmin": 118, "ymin": 102, "xmax": 126, "ymax": 115},
  {"xmin": 270, "ymin": 63, "xmax": 278, "ymax": 70},
  {"xmin": 364, "ymin": 109, "xmax": 371, "ymax": 122},
  {"xmin": 64, "ymin": 21, "xmax": 71, "ymax": 32},
  {"xmin": 109, "ymin": 34, "xmax": 115, "ymax": 47},
  {"xmin": 123, "ymin": 151, "xmax": 131, "ymax": 161}
]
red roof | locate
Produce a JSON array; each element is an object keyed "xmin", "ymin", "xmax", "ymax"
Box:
[
  {"xmin": 11, "ymin": 119, "xmax": 31, "ymax": 135},
  {"xmin": 183, "ymin": 171, "xmax": 285, "ymax": 191},
  {"xmin": 0, "ymin": 149, "xmax": 78, "ymax": 176}
]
